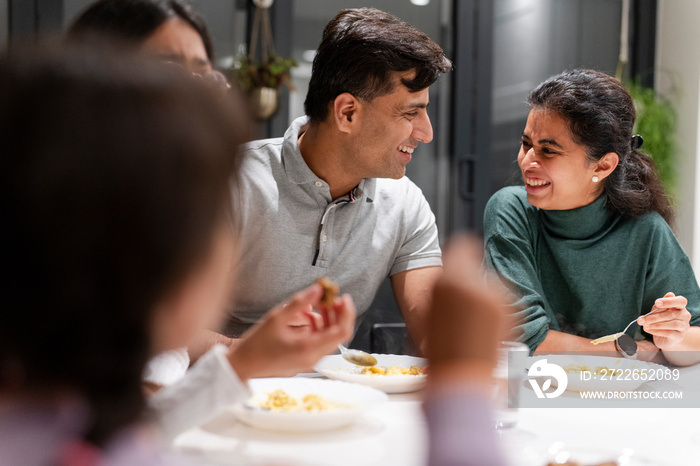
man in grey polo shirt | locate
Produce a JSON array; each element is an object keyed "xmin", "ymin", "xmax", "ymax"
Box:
[{"xmin": 212, "ymin": 7, "xmax": 452, "ymax": 353}]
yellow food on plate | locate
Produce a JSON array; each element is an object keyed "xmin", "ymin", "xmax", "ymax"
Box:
[
  {"xmin": 590, "ymin": 332, "xmax": 624, "ymax": 345},
  {"xmin": 258, "ymin": 389, "xmax": 349, "ymax": 412},
  {"xmin": 360, "ymin": 365, "xmax": 424, "ymax": 376}
]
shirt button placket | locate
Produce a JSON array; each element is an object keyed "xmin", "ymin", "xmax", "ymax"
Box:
[{"xmin": 317, "ymin": 199, "xmax": 338, "ymax": 264}]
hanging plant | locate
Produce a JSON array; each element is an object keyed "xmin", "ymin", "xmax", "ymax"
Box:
[
  {"xmin": 229, "ymin": 0, "xmax": 297, "ymax": 120},
  {"xmin": 232, "ymin": 54, "xmax": 297, "ymax": 93}
]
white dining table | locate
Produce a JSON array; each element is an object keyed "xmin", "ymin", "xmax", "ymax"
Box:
[{"xmin": 172, "ymin": 363, "xmax": 700, "ymax": 466}]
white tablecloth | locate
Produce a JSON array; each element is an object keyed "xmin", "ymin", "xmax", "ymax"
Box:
[{"xmin": 173, "ymin": 365, "xmax": 700, "ymax": 465}]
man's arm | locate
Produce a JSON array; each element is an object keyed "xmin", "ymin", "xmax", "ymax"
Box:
[{"xmin": 391, "ymin": 266, "xmax": 443, "ymax": 355}]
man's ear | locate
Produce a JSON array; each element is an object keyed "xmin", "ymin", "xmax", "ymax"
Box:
[
  {"xmin": 594, "ymin": 152, "xmax": 619, "ymax": 181},
  {"xmin": 333, "ymin": 92, "xmax": 360, "ymax": 134}
]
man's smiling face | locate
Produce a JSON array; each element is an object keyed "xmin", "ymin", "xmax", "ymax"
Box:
[{"xmin": 349, "ymin": 70, "xmax": 434, "ymax": 180}]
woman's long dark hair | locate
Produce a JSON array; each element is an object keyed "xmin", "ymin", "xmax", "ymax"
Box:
[
  {"xmin": 0, "ymin": 45, "xmax": 248, "ymax": 446},
  {"xmin": 528, "ymin": 69, "xmax": 673, "ymax": 224}
]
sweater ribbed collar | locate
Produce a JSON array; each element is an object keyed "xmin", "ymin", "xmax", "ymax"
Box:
[{"xmin": 539, "ymin": 194, "xmax": 616, "ymax": 240}]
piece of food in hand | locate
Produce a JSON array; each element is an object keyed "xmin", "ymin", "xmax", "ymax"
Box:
[
  {"xmin": 590, "ymin": 332, "xmax": 624, "ymax": 345},
  {"xmin": 316, "ymin": 276, "xmax": 339, "ymax": 308}
]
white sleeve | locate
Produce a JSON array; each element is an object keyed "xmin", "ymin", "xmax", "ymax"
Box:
[
  {"xmin": 148, "ymin": 344, "xmax": 251, "ymax": 441},
  {"xmin": 143, "ymin": 348, "xmax": 190, "ymax": 386}
]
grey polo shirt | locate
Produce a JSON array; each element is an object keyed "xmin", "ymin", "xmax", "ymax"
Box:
[{"xmin": 228, "ymin": 116, "xmax": 442, "ymax": 335}]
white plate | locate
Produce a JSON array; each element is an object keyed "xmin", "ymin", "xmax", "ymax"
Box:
[
  {"xmin": 314, "ymin": 354, "xmax": 427, "ymax": 393},
  {"xmin": 230, "ymin": 377, "xmax": 387, "ymax": 433},
  {"xmin": 543, "ymin": 441, "xmax": 666, "ymax": 466},
  {"xmin": 526, "ymin": 354, "xmax": 667, "ymax": 392}
]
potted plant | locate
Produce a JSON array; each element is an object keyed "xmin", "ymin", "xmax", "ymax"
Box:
[
  {"xmin": 230, "ymin": 0, "xmax": 297, "ymax": 120},
  {"xmin": 231, "ymin": 54, "xmax": 297, "ymax": 120},
  {"xmin": 626, "ymin": 79, "xmax": 678, "ymax": 198}
]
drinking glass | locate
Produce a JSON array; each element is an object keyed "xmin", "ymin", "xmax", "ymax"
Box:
[{"xmin": 493, "ymin": 341, "xmax": 529, "ymax": 429}]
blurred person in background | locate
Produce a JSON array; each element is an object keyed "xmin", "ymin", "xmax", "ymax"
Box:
[
  {"xmin": 68, "ymin": 0, "xmax": 227, "ymax": 83},
  {"xmin": 0, "ymin": 44, "xmax": 354, "ymax": 464},
  {"xmin": 68, "ymin": 0, "xmax": 233, "ymax": 390}
]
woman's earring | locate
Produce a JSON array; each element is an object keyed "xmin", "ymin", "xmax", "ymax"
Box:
[{"xmin": 592, "ymin": 176, "xmax": 599, "ymax": 183}]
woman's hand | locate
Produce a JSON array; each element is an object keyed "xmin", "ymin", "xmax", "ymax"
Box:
[
  {"xmin": 227, "ymin": 283, "xmax": 356, "ymax": 381},
  {"xmin": 639, "ymin": 292, "xmax": 691, "ymax": 350},
  {"xmin": 635, "ymin": 339, "xmax": 666, "ymax": 364}
]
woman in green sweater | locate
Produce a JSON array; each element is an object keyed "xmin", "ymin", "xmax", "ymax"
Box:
[{"xmin": 484, "ymin": 69, "xmax": 700, "ymax": 366}]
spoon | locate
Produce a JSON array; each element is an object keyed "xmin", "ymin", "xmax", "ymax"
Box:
[
  {"xmin": 591, "ymin": 308, "xmax": 661, "ymax": 345},
  {"xmin": 338, "ymin": 344, "xmax": 377, "ymax": 366},
  {"xmin": 242, "ymin": 401, "xmax": 269, "ymax": 411}
]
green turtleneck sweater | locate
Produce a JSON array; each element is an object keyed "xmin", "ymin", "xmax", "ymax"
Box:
[{"xmin": 484, "ymin": 186, "xmax": 700, "ymax": 352}]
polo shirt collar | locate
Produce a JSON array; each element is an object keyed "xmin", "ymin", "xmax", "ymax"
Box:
[
  {"xmin": 355, "ymin": 178, "xmax": 375, "ymax": 203},
  {"xmin": 282, "ymin": 116, "xmax": 318, "ymax": 185},
  {"xmin": 282, "ymin": 116, "xmax": 375, "ymax": 203}
]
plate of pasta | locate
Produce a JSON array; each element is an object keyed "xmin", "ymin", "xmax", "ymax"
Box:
[
  {"xmin": 314, "ymin": 354, "xmax": 428, "ymax": 393},
  {"xmin": 231, "ymin": 377, "xmax": 387, "ymax": 432}
]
